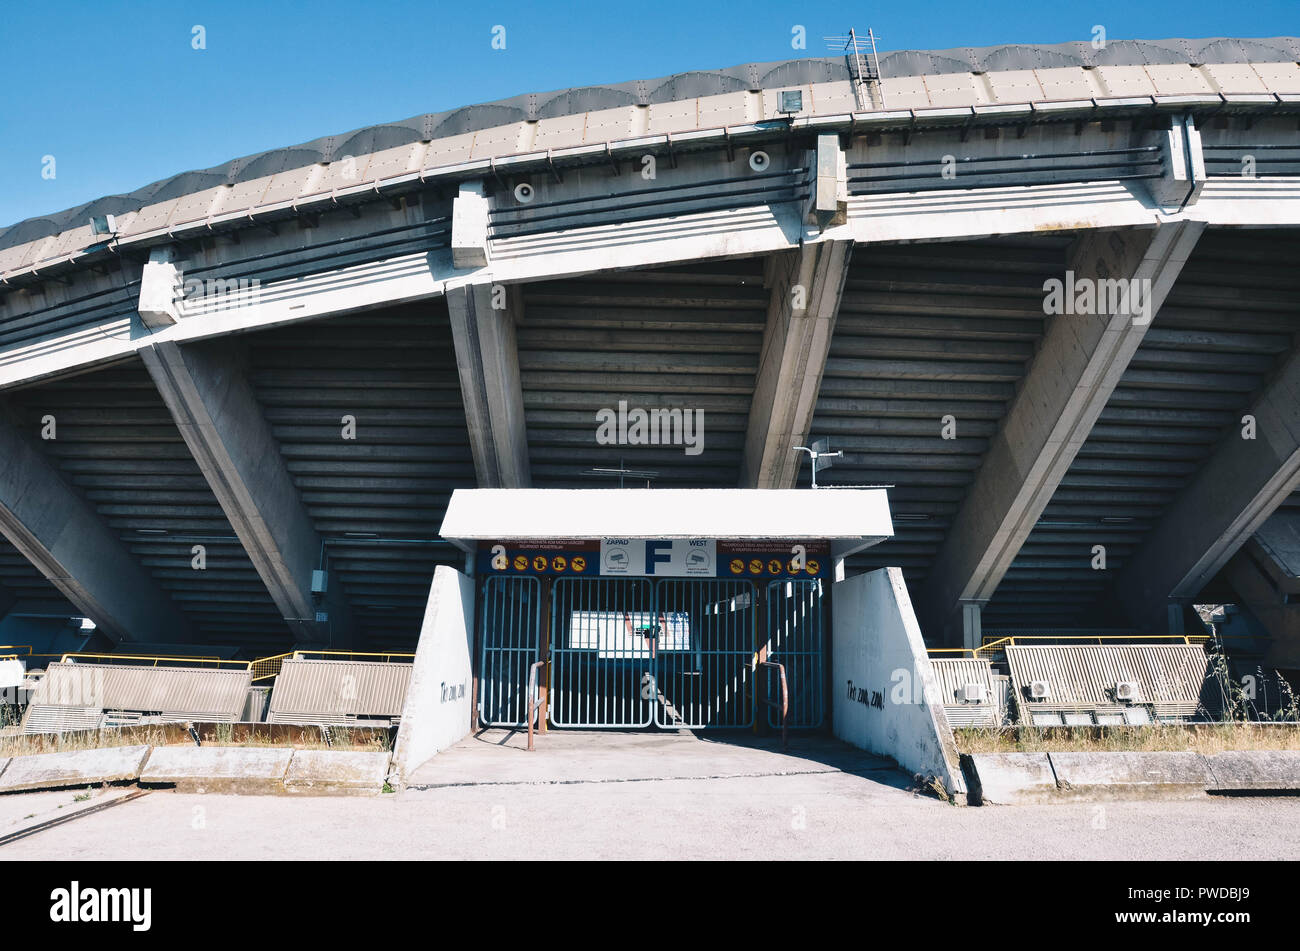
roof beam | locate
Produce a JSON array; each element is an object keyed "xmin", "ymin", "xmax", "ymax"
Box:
[
  {"xmin": 446, "ymin": 283, "xmax": 531, "ymax": 488},
  {"xmin": 139, "ymin": 338, "xmax": 352, "ymax": 645},
  {"xmin": 740, "ymin": 235, "xmax": 853, "ymax": 488},
  {"xmin": 0, "ymin": 402, "xmax": 195, "ymax": 642},
  {"xmin": 1112, "ymin": 346, "xmax": 1300, "ymax": 631},
  {"xmin": 917, "ymin": 220, "xmax": 1205, "ymax": 645}
]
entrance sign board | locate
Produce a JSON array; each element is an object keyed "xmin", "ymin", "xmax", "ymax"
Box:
[{"xmin": 476, "ymin": 539, "xmax": 830, "ymax": 578}]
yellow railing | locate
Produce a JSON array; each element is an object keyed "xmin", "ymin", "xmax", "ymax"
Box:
[
  {"xmin": 928, "ymin": 633, "xmax": 1215, "ymax": 659},
  {"xmin": 57, "ymin": 652, "xmax": 242, "ymax": 668},
  {"xmin": 0, "ymin": 645, "xmax": 32, "ymax": 657},
  {"xmin": 290, "ymin": 650, "xmax": 416, "ymax": 663},
  {"xmin": 249, "ymin": 652, "xmax": 295, "ymax": 683}
]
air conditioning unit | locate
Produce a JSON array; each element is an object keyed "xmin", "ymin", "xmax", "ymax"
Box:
[
  {"xmin": 959, "ymin": 683, "xmax": 986, "ymax": 703},
  {"xmin": 1029, "ymin": 679, "xmax": 1052, "ymax": 699},
  {"xmin": 1115, "ymin": 681, "xmax": 1140, "ymax": 702}
]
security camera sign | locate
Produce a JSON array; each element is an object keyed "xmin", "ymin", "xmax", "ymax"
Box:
[{"xmin": 600, "ymin": 539, "xmax": 715, "ymax": 576}]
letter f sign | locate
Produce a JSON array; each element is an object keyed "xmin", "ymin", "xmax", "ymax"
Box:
[{"xmin": 645, "ymin": 541, "xmax": 672, "ymax": 575}]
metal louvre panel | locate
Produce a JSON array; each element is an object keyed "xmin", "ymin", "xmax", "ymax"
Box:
[
  {"xmin": 766, "ymin": 579, "xmax": 825, "ymax": 728},
  {"xmin": 478, "ymin": 576, "xmax": 540, "ymax": 727},
  {"xmin": 22, "ymin": 705, "xmax": 104, "ymax": 734},
  {"xmin": 986, "ymin": 229, "xmax": 1300, "ymax": 629},
  {"xmin": 247, "ymin": 305, "xmax": 473, "ymax": 651},
  {"xmin": 4, "ymin": 360, "xmax": 287, "ymax": 652},
  {"xmin": 266, "ymin": 659, "xmax": 412, "ymax": 719},
  {"xmin": 830, "ymin": 237, "xmax": 1062, "ymax": 593},
  {"xmin": 35, "ymin": 663, "xmax": 252, "ymax": 719},
  {"xmin": 265, "ymin": 711, "xmax": 356, "ymax": 726},
  {"xmin": 930, "ymin": 658, "xmax": 997, "ymax": 702},
  {"xmin": 518, "ymin": 260, "xmax": 765, "ymax": 488},
  {"xmin": 943, "ymin": 704, "xmax": 1000, "ymax": 727},
  {"xmin": 1005, "ymin": 645, "xmax": 1212, "ymax": 709}
]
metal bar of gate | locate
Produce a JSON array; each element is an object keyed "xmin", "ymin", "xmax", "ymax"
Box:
[
  {"xmin": 550, "ymin": 577, "xmax": 654, "ymax": 727},
  {"xmin": 654, "ymin": 578, "xmax": 755, "ymax": 728},
  {"xmin": 765, "ymin": 579, "xmax": 825, "ymax": 728},
  {"xmin": 478, "ymin": 576, "xmax": 541, "ymax": 727}
]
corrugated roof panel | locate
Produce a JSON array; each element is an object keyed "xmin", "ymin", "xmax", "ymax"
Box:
[
  {"xmin": 1005, "ymin": 644, "xmax": 1212, "ymax": 707},
  {"xmin": 267, "ymin": 658, "xmax": 412, "ymax": 718},
  {"xmin": 34, "ymin": 662, "xmax": 252, "ymax": 719}
]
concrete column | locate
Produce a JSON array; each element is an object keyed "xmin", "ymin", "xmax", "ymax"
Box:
[
  {"xmin": 961, "ymin": 602, "xmax": 984, "ymax": 651},
  {"xmin": 139, "ymin": 339, "xmax": 352, "ymax": 645},
  {"xmin": 446, "ymin": 283, "xmax": 531, "ymax": 488},
  {"xmin": 138, "ymin": 247, "xmax": 183, "ymax": 329},
  {"xmin": 1112, "ymin": 347, "xmax": 1300, "ymax": 631},
  {"xmin": 0, "ymin": 404, "xmax": 195, "ymax": 642},
  {"xmin": 450, "ymin": 181, "xmax": 490, "ymax": 269},
  {"xmin": 740, "ymin": 235, "xmax": 853, "ymax": 488},
  {"xmin": 917, "ymin": 221, "xmax": 1204, "ymax": 643}
]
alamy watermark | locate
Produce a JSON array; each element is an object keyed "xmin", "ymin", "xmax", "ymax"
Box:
[
  {"xmin": 1042, "ymin": 270, "xmax": 1153, "ymax": 326},
  {"xmin": 595, "ymin": 400, "xmax": 704, "ymax": 456}
]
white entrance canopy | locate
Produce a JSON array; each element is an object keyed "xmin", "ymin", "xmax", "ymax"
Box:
[{"xmin": 439, "ymin": 488, "xmax": 894, "ymax": 560}]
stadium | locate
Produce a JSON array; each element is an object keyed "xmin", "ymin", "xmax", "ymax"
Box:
[{"xmin": 1, "ymin": 34, "xmax": 1299, "ymax": 803}]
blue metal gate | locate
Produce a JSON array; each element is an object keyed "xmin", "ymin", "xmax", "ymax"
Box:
[
  {"xmin": 478, "ymin": 576, "xmax": 541, "ymax": 727},
  {"xmin": 652, "ymin": 578, "xmax": 756, "ymax": 728},
  {"xmin": 765, "ymin": 579, "xmax": 826, "ymax": 728},
  {"xmin": 480, "ymin": 575, "xmax": 823, "ymax": 731},
  {"xmin": 550, "ymin": 577, "xmax": 656, "ymax": 727}
]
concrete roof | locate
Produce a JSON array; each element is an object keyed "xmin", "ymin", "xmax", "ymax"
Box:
[
  {"xmin": 3, "ymin": 35, "xmax": 1298, "ymax": 275},
  {"xmin": 439, "ymin": 487, "xmax": 894, "ymax": 558}
]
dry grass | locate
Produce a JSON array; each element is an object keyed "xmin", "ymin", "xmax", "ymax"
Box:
[
  {"xmin": 956, "ymin": 723, "xmax": 1300, "ymax": 755},
  {"xmin": 0, "ymin": 723, "xmax": 390, "ymax": 758}
]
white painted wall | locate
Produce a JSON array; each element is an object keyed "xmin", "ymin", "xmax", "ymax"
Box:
[
  {"xmin": 831, "ymin": 567, "xmax": 966, "ymax": 797},
  {"xmin": 391, "ymin": 565, "xmax": 476, "ymax": 785}
]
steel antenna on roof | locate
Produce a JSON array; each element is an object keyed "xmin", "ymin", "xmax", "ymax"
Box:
[{"xmin": 825, "ymin": 27, "xmax": 886, "ymax": 111}]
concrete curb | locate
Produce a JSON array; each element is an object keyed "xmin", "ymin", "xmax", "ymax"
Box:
[
  {"xmin": 962, "ymin": 752, "xmax": 1057, "ymax": 805},
  {"xmin": 966, "ymin": 749, "xmax": 1300, "ymax": 804},
  {"xmin": 140, "ymin": 746, "xmax": 293, "ymax": 794},
  {"xmin": 1204, "ymin": 750, "xmax": 1300, "ymax": 792},
  {"xmin": 0, "ymin": 745, "xmax": 151, "ymax": 793},
  {"xmin": 285, "ymin": 750, "xmax": 391, "ymax": 795},
  {"xmin": 1049, "ymin": 751, "xmax": 1211, "ymax": 800}
]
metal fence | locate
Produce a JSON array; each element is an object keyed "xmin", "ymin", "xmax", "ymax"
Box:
[
  {"xmin": 478, "ymin": 575, "xmax": 541, "ymax": 727},
  {"xmin": 765, "ymin": 580, "xmax": 826, "ymax": 728}
]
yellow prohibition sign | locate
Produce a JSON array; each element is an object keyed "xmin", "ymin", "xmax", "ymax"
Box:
[
  {"xmin": 571, "ymin": 556, "xmax": 587, "ymax": 572},
  {"xmin": 805, "ymin": 559, "xmax": 820, "ymax": 576},
  {"xmin": 729, "ymin": 558, "xmax": 745, "ymax": 575},
  {"xmin": 532, "ymin": 555, "xmax": 549, "ymax": 572},
  {"xmin": 512, "ymin": 554, "xmax": 528, "ymax": 571},
  {"xmin": 552, "ymin": 555, "xmax": 567, "ymax": 572},
  {"xmin": 748, "ymin": 559, "xmax": 763, "ymax": 575}
]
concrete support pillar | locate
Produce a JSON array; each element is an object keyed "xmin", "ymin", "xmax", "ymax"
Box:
[
  {"xmin": 740, "ymin": 235, "xmax": 853, "ymax": 488},
  {"xmin": 0, "ymin": 404, "xmax": 195, "ymax": 642},
  {"xmin": 961, "ymin": 601, "xmax": 984, "ymax": 651},
  {"xmin": 917, "ymin": 221, "xmax": 1204, "ymax": 643},
  {"xmin": 137, "ymin": 247, "xmax": 184, "ymax": 329},
  {"xmin": 450, "ymin": 181, "xmax": 490, "ymax": 269},
  {"xmin": 139, "ymin": 339, "xmax": 352, "ymax": 645},
  {"xmin": 446, "ymin": 283, "xmax": 531, "ymax": 488},
  {"xmin": 1112, "ymin": 346, "xmax": 1300, "ymax": 631}
]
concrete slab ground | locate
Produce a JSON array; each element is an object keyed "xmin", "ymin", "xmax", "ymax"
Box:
[
  {"xmin": 2, "ymin": 770, "xmax": 1299, "ymax": 860},
  {"xmin": 405, "ymin": 729, "xmax": 902, "ymax": 789},
  {"xmin": 0, "ymin": 745, "xmax": 150, "ymax": 793}
]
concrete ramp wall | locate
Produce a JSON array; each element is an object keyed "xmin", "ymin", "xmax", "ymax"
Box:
[
  {"xmin": 832, "ymin": 567, "xmax": 966, "ymax": 798},
  {"xmin": 391, "ymin": 565, "xmax": 476, "ymax": 786}
]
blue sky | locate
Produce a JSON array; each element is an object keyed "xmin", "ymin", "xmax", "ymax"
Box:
[{"xmin": 1, "ymin": 0, "xmax": 1295, "ymax": 229}]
